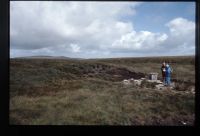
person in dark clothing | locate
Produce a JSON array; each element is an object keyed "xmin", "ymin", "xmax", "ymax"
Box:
[{"xmin": 161, "ymin": 62, "xmax": 166, "ymax": 83}]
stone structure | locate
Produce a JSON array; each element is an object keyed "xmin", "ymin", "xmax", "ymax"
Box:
[{"xmin": 149, "ymin": 73, "xmax": 158, "ymax": 80}]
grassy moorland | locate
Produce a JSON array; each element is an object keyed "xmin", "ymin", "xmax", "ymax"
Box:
[{"xmin": 9, "ymin": 56, "xmax": 195, "ymax": 125}]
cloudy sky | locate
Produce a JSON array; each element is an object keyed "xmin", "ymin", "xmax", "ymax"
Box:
[{"xmin": 10, "ymin": 1, "xmax": 195, "ymax": 58}]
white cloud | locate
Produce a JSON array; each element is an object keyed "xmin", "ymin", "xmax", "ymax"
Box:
[
  {"xmin": 164, "ymin": 17, "xmax": 195, "ymax": 55},
  {"xmin": 70, "ymin": 44, "xmax": 80, "ymax": 53},
  {"xmin": 109, "ymin": 17, "xmax": 194, "ymax": 56},
  {"xmin": 111, "ymin": 31, "xmax": 168, "ymax": 51},
  {"xmin": 166, "ymin": 17, "xmax": 194, "ymax": 37},
  {"xmin": 10, "ymin": 1, "xmax": 139, "ymax": 50}
]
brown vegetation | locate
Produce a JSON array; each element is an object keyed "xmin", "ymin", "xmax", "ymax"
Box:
[{"xmin": 9, "ymin": 56, "xmax": 195, "ymax": 125}]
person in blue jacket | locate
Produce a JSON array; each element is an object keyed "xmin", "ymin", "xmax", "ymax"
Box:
[{"xmin": 165, "ymin": 64, "xmax": 172, "ymax": 86}]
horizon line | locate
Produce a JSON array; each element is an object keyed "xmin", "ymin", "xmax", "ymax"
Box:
[{"xmin": 10, "ymin": 54, "xmax": 195, "ymax": 59}]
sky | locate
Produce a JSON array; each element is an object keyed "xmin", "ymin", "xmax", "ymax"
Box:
[{"xmin": 10, "ymin": 1, "xmax": 195, "ymax": 58}]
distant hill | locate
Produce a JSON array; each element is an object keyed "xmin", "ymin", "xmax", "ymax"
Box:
[
  {"xmin": 14, "ymin": 55, "xmax": 194, "ymax": 60},
  {"xmin": 12, "ymin": 55, "xmax": 195, "ymax": 65},
  {"xmin": 14, "ymin": 55, "xmax": 84, "ymax": 60}
]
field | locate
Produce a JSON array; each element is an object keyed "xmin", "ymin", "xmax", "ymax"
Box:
[{"xmin": 9, "ymin": 56, "xmax": 195, "ymax": 125}]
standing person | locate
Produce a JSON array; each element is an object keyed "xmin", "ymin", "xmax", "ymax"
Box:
[
  {"xmin": 161, "ymin": 62, "xmax": 166, "ymax": 83},
  {"xmin": 165, "ymin": 63, "xmax": 172, "ymax": 86}
]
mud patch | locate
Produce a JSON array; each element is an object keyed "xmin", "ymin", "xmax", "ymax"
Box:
[
  {"xmin": 105, "ymin": 67, "xmax": 145, "ymax": 81},
  {"xmin": 80, "ymin": 64, "xmax": 146, "ymax": 82}
]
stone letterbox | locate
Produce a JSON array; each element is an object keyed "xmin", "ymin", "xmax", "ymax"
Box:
[{"xmin": 149, "ymin": 73, "xmax": 158, "ymax": 80}]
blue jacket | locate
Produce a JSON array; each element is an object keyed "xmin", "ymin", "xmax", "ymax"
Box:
[{"xmin": 165, "ymin": 67, "xmax": 171, "ymax": 77}]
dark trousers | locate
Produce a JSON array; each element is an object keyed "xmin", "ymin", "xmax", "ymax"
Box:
[{"xmin": 162, "ymin": 73, "xmax": 165, "ymax": 82}]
